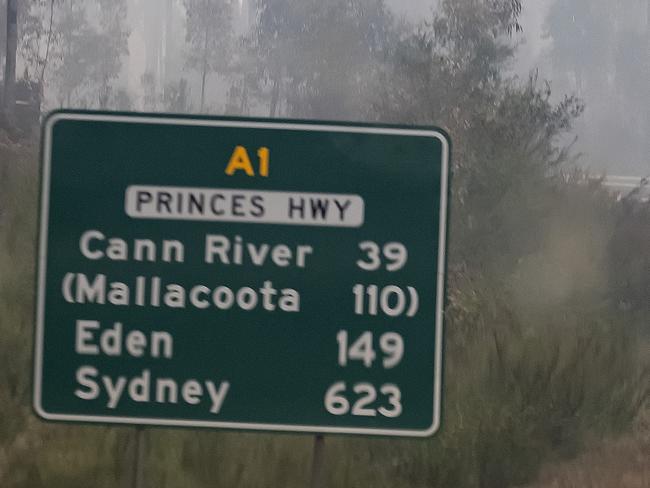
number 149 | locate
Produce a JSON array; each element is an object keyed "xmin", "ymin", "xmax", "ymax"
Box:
[{"xmin": 336, "ymin": 330, "xmax": 404, "ymax": 369}]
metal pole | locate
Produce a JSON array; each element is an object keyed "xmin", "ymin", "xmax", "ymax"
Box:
[
  {"xmin": 132, "ymin": 427, "xmax": 146, "ymax": 488},
  {"xmin": 308, "ymin": 435, "xmax": 326, "ymax": 488}
]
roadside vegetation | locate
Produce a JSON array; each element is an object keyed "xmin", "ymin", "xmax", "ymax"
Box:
[{"xmin": 1, "ymin": 0, "xmax": 648, "ymax": 486}]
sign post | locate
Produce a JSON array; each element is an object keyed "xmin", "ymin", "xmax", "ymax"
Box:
[
  {"xmin": 309, "ymin": 435, "xmax": 326, "ymax": 488},
  {"xmin": 34, "ymin": 111, "xmax": 450, "ymax": 437},
  {"xmin": 132, "ymin": 426, "xmax": 146, "ymax": 488}
]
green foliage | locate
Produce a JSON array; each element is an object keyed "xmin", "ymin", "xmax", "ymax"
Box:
[
  {"xmin": 607, "ymin": 190, "xmax": 650, "ymax": 314},
  {"xmin": 48, "ymin": 0, "xmax": 128, "ymax": 108},
  {"xmin": 247, "ymin": 0, "xmax": 394, "ymax": 118},
  {"xmin": 372, "ymin": 3, "xmax": 585, "ymax": 278}
]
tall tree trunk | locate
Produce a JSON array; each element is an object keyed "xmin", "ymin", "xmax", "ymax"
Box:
[
  {"xmin": 239, "ymin": 77, "xmax": 248, "ymax": 114},
  {"xmin": 200, "ymin": 68, "xmax": 207, "ymax": 112},
  {"xmin": 3, "ymin": 0, "xmax": 18, "ymax": 116},
  {"xmin": 269, "ymin": 76, "xmax": 280, "ymax": 117},
  {"xmin": 39, "ymin": 0, "xmax": 56, "ymax": 89},
  {"xmin": 646, "ymin": 0, "xmax": 649, "ymax": 167},
  {"xmin": 164, "ymin": 0, "xmax": 173, "ymax": 85},
  {"xmin": 200, "ymin": 22, "xmax": 208, "ymax": 112}
]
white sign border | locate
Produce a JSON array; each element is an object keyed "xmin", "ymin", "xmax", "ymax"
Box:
[{"xmin": 34, "ymin": 111, "xmax": 450, "ymax": 438}]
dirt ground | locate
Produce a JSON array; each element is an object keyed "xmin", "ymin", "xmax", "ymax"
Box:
[{"xmin": 526, "ymin": 423, "xmax": 650, "ymax": 488}]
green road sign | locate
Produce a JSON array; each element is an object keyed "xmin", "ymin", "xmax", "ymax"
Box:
[{"xmin": 34, "ymin": 111, "xmax": 450, "ymax": 437}]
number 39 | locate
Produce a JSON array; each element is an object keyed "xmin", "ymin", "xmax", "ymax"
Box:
[{"xmin": 356, "ymin": 241, "xmax": 408, "ymax": 271}]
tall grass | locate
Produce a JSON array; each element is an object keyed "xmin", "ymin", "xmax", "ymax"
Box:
[{"xmin": 526, "ymin": 414, "xmax": 650, "ymax": 488}]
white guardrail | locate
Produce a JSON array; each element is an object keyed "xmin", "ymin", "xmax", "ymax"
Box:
[{"xmin": 599, "ymin": 175, "xmax": 649, "ymax": 201}]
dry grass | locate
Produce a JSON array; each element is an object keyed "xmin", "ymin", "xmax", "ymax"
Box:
[{"xmin": 526, "ymin": 418, "xmax": 650, "ymax": 488}]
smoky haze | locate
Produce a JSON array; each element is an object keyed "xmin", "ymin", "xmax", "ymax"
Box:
[
  {"xmin": 1, "ymin": 2, "xmax": 649, "ymax": 487},
  {"xmin": 7, "ymin": 0, "xmax": 646, "ymax": 176}
]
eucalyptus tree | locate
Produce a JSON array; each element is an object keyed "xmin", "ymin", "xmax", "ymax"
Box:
[
  {"xmin": 248, "ymin": 0, "xmax": 394, "ymax": 119},
  {"xmin": 43, "ymin": 0, "xmax": 128, "ymax": 108},
  {"xmin": 183, "ymin": 0, "xmax": 234, "ymax": 112}
]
